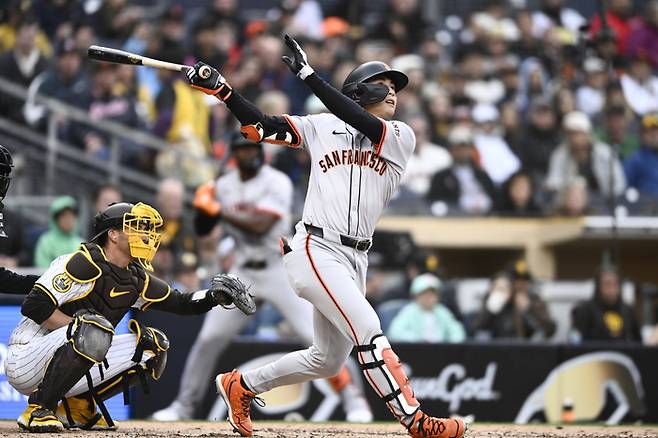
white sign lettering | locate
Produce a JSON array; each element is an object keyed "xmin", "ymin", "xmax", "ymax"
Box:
[{"xmin": 410, "ymin": 362, "xmax": 500, "ymax": 412}]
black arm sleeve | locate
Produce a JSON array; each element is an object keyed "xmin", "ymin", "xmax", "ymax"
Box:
[
  {"xmin": 0, "ymin": 267, "xmax": 38, "ymax": 294},
  {"xmin": 302, "ymin": 73, "xmax": 385, "ymax": 145},
  {"xmin": 147, "ymin": 289, "xmax": 214, "ymax": 315},
  {"xmin": 194, "ymin": 210, "xmax": 221, "ymax": 236},
  {"xmin": 21, "ymin": 286, "xmax": 57, "ymax": 324},
  {"xmin": 223, "ymin": 72, "xmax": 385, "ymax": 146}
]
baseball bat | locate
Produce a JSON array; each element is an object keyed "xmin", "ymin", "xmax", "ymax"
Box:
[{"xmin": 87, "ymin": 45, "xmax": 211, "ymax": 78}]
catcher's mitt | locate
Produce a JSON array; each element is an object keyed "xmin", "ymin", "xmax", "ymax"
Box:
[{"xmin": 209, "ymin": 274, "xmax": 256, "ymax": 315}]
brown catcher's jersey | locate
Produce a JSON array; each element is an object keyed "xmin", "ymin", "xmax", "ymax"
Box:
[
  {"xmin": 31, "ymin": 243, "xmax": 170, "ymax": 327},
  {"xmin": 287, "ymin": 113, "xmax": 415, "ymax": 238}
]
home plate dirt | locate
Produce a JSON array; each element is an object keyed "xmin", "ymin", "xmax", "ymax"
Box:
[{"xmin": 0, "ymin": 421, "xmax": 656, "ymax": 437}]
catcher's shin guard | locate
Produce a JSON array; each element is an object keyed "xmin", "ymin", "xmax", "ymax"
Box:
[
  {"xmin": 30, "ymin": 311, "xmax": 114, "ymax": 413},
  {"xmin": 355, "ymin": 334, "xmax": 420, "ymax": 426}
]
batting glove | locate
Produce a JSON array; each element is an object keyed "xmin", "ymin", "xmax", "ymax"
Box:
[
  {"xmin": 282, "ymin": 34, "xmax": 315, "ymax": 80},
  {"xmin": 186, "ymin": 62, "xmax": 233, "ymax": 101},
  {"xmin": 193, "ymin": 181, "xmax": 222, "ymax": 217}
]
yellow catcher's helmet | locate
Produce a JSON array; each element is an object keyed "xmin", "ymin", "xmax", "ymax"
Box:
[{"xmin": 91, "ymin": 202, "xmax": 163, "ymax": 270}]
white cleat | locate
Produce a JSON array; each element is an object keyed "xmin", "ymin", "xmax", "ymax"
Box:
[
  {"xmin": 150, "ymin": 401, "xmax": 192, "ymax": 421},
  {"xmin": 342, "ymin": 387, "xmax": 373, "ymax": 423}
]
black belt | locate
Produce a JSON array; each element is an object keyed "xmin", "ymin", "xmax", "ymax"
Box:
[
  {"xmin": 304, "ymin": 223, "xmax": 372, "ymax": 252},
  {"xmin": 242, "ymin": 260, "xmax": 267, "ymax": 270}
]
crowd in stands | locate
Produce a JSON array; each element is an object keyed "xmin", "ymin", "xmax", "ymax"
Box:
[
  {"xmin": 0, "ymin": 0, "xmax": 657, "ymax": 214},
  {"xmin": 0, "ymin": 0, "xmax": 657, "ymax": 344}
]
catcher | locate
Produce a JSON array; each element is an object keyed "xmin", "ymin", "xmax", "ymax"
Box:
[{"xmin": 5, "ymin": 201, "xmax": 255, "ymax": 433}]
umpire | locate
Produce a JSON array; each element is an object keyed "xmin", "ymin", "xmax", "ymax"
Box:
[{"xmin": 0, "ymin": 145, "xmax": 38, "ymax": 294}]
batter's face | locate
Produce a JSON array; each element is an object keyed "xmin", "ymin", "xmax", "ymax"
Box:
[{"xmin": 364, "ymin": 77, "xmax": 397, "ymax": 120}]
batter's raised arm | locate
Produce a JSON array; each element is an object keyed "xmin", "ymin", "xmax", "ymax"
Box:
[
  {"xmin": 186, "ymin": 62, "xmax": 302, "ymax": 147},
  {"xmin": 280, "ymin": 34, "xmax": 385, "ymax": 145}
]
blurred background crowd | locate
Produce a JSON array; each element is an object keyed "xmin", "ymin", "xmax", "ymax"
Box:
[{"xmin": 1, "ymin": 0, "xmax": 658, "ymax": 345}]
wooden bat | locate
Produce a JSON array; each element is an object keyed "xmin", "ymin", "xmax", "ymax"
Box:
[{"xmin": 87, "ymin": 45, "xmax": 211, "ymax": 78}]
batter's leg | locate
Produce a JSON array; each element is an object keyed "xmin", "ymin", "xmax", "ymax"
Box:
[{"xmin": 269, "ymin": 279, "xmax": 372, "ymax": 422}]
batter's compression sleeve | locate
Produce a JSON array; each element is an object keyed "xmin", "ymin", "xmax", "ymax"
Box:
[
  {"xmin": 223, "ymin": 91, "xmax": 303, "ymax": 147},
  {"xmin": 0, "ymin": 267, "xmax": 38, "ymax": 294},
  {"xmin": 302, "ymin": 72, "xmax": 385, "ymax": 146},
  {"xmin": 147, "ymin": 289, "xmax": 215, "ymax": 315}
]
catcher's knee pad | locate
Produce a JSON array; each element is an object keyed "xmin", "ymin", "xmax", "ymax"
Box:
[
  {"xmin": 68, "ymin": 310, "xmax": 114, "ymax": 363},
  {"xmin": 128, "ymin": 319, "xmax": 169, "ymax": 380},
  {"xmin": 355, "ymin": 334, "xmax": 419, "ymax": 416}
]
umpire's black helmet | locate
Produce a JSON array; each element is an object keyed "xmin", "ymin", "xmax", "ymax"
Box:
[
  {"xmin": 341, "ymin": 61, "xmax": 409, "ymax": 107},
  {"xmin": 0, "ymin": 145, "xmax": 13, "ymax": 201}
]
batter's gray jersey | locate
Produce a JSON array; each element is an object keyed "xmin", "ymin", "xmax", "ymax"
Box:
[
  {"xmin": 214, "ymin": 165, "xmax": 293, "ymax": 267},
  {"xmin": 288, "ymin": 114, "xmax": 415, "ymax": 238}
]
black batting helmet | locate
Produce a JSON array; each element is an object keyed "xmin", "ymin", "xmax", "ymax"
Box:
[
  {"xmin": 0, "ymin": 145, "xmax": 13, "ymax": 201},
  {"xmin": 231, "ymin": 131, "xmax": 264, "ymax": 172},
  {"xmin": 341, "ymin": 61, "xmax": 409, "ymax": 107}
]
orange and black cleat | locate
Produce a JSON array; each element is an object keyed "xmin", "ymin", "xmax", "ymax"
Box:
[
  {"xmin": 407, "ymin": 410, "xmax": 467, "ymax": 438},
  {"xmin": 216, "ymin": 369, "xmax": 261, "ymax": 437}
]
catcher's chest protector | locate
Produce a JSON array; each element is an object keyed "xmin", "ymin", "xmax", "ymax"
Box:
[{"xmin": 60, "ymin": 243, "xmax": 147, "ymax": 326}]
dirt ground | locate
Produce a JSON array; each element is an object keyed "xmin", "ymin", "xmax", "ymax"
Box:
[{"xmin": 1, "ymin": 420, "xmax": 657, "ymax": 438}]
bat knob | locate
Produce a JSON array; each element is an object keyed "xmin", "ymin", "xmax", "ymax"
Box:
[{"xmin": 199, "ymin": 65, "xmax": 212, "ymax": 79}]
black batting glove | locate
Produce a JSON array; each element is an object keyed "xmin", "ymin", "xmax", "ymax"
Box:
[
  {"xmin": 186, "ymin": 62, "xmax": 233, "ymax": 100},
  {"xmin": 281, "ymin": 34, "xmax": 315, "ymax": 80}
]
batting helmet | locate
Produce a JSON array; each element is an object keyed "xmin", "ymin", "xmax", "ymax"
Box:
[
  {"xmin": 341, "ymin": 61, "xmax": 409, "ymax": 107},
  {"xmin": 231, "ymin": 131, "xmax": 264, "ymax": 173},
  {"xmin": 0, "ymin": 145, "xmax": 13, "ymax": 202}
]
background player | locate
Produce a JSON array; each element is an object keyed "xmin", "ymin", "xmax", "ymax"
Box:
[
  {"xmin": 5, "ymin": 201, "xmax": 254, "ymax": 433},
  {"xmin": 185, "ymin": 35, "xmax": 466, "ymax": 438},
  {"xmin": 151, "ymin": 132, "xmax": 372, "ymax": 423},
  {"xmin": 0, "ymin": 144, "xmax": 39, "ymax": 294}
]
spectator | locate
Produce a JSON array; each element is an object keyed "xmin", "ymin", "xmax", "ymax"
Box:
[
  {"xmin": 370, "ymin": 0, "xmax": 429, "ymax": 53},
  {"xmin": 387, "ymin": 273, "xmax": 465, "ymax": 343},
  {"xmin": 624, "ymin": 113, "xmax": 658, "ymax": 197},
  {"xmin": 626, "ymin": 0, "xmax": 658, "ymax": 70},
  {"xmin": 87, "ymin": 184, "xmax": 122, "ymax": 238},
  {"xmin": 589, "ymin": 0, "xmax": 636, "ymax": 54},
  {"xmin": 155, "ymin": 177, "xmax": 195, "ymax": 259},
  {"xmin": 545, "ymin": 111, "xmax": 626, "ymax": 198},
  {"xmin": 171, "ymin": 251, "xmax": 201, "ymax": 293},
  {"xmin": 515, "ymin": 96, "xmax": 560, "ymax": 179},
  {"xmin": 571, "ymin": 265, "xmax": 642, "ymax": 342},
  {"xmin": 496, "ymin": 170, "xmax": 542, "ymax": 217},
  {"xmin": 575, "ymin": 57, "xmax": 608, "ymax": 117},
  {"xmin": 553, "ymin": 176, "xmax": 592, "ymax": 216},
  {"xmin": 0, "ymin": 16, "xmax": 49, "ymax": 123},
  {"xmin": 620, "ymin": 52, "xmax": 658, "ymax": 116},
  {"xmin": 472, "ymin": 103, "xmax": 521, "ymax": 185},
  {"xmin": 400, "ymin": 114, "xmax": 452, "ymax": 196},
  {"xmin": 33, "ymin": 195, "xmax": 82, "ymax": 268},
  {"xmin": 594, "ymin": 104, "xmax": 639, "ymax": 159},
  {"xmin": 427, "ymin": 126, "xmax": 496, "ymax": 215},
  {"xmin": 472, "ymin": 264, "xmax": 556, "ymax": 340},
  {"xmin": 531, "ymin": 0, "xmax": 585, "ymax": 42}
]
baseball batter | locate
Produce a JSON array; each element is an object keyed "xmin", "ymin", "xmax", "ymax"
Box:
[
  {"xmin": 5, "ymin": 202, "xmax": 254, "ymax": 433},
  {"xmin": 152, "ymin": 133, "xmax": 372, "ymax": 423},
  {"xmin": 186, "ymin": 35, "xmax": 466, "ymax": 438}
]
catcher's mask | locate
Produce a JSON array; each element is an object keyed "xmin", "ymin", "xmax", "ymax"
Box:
[{"xmin": 92, "ymin": 202, "xmax": 163, "ymax": 270}]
